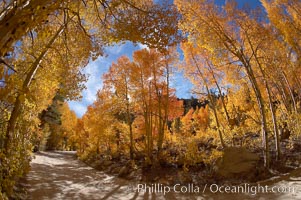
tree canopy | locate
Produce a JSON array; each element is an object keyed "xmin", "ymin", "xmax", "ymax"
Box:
[{"xmin": 1, "ymin": 0, "xmax": 301, "ymax": 199}]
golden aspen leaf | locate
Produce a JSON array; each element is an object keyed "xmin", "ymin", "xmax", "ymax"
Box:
[{"xmin": 19, "ymin": 94, "xmax": 26, "ymax": 102}]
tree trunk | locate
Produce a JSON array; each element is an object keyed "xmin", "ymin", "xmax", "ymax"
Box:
[
  {"xmin": 3, "ymin": 23, "xmax": 66, "ymax": 151},
  {"xmin": 207, "ymin": 62, "xmax": 230, "ymax": 124},
  {"xmin": 126, "ymin": 104, "xmax": 134, "ymax": 159},
  {"xmin": 274, "ymin": 82, "xmax": 289, "ymax": 112},
  {"xmin": 210, "ymin": 95, "xmax": 226, "ymax": 148},
  {"xmin": 190, "ymin": 51, "xmax": 226, "ymax": 148},
  {"xmin": 235, "ymin": 31, "xmax": 270, "ymax": 168},
  {"xmin": 247, "ymin": 66, "xmax": 269, "ymax": 168},
  {"xmin": 124, "ymin": 77, "xmax": 134, "ymax": 159},
  {"xmin": 157, "ymin": 95, "xmax": 164, "ymax": 152},
  {"xmin": 282, "ymin": 71, "xmax": 297, "ymax": 112},
  {"xmin": 246, "ymin": 35, "xmax": 281, "ymax": 162},
  {"xmin": 265, "ymin": 81, "xmax": 281, "ymax": 160},
  {"xmin": 158, "ymin": 57, "xmax": 170, "ymax": 155}
]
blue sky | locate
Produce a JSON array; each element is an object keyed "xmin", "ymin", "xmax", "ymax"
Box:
[
  {"xmin": 68, "ymin": 0, "xmax": 262, "ymax": 117},
  {"xmin": 232, "ymin": 0, "xmax": 261, "ymax": 7}
]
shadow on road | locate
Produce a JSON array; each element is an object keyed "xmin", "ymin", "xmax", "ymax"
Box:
[{"xmin": 25, "ymin": 151, "xmax": 184, "ymax": 200}]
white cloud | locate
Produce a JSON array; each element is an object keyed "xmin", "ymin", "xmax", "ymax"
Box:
[
  {"xmin": 170, "ymin": 70, "xmax": 194, "ymax": 99},
  {"xmin": 105, "ymin": 44, "xmax": 125, "ymax": 55},
  {"xmin": 138, "ymin": 43, "xmax": 149, "ymax": 50},
  {"xmin": 68, "ymin": 102, "xmax": 88, "ymax": 117},
  {"xmin": 81, "ymin": 58, "xmax": 109, "ymax": 104},
  {"xmin": 68, "ymin": 57, "xmax": 110, "ymax": 117},
  {"xmin": 67, "ymin": 44, "xmax": 134, "ymax": 117}
]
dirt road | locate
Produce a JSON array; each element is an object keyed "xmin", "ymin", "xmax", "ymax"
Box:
[
  {"xmin": 25, "ymin": 151, "xmax": 182, "ymax": 200},
  {"xmin": 25, "ymin": 151, "xmax": 301, "ymax": 200},
  {"xmin": 26, "ymin": 151, "xmax": 131, "ymax": 199}
]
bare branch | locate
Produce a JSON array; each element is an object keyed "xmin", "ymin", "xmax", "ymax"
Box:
[{"xmin": 0, "ymin": 58, "xmax": 17, "ymax": 72}]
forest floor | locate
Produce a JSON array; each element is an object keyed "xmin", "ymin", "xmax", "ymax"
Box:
[
  {"xmin": 19, "ymin": 151, "xmax": 301, "ymax": 199},
  {"xmin": 82, "ymin": 146, "xmax": 301, "ymax": 187}
]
